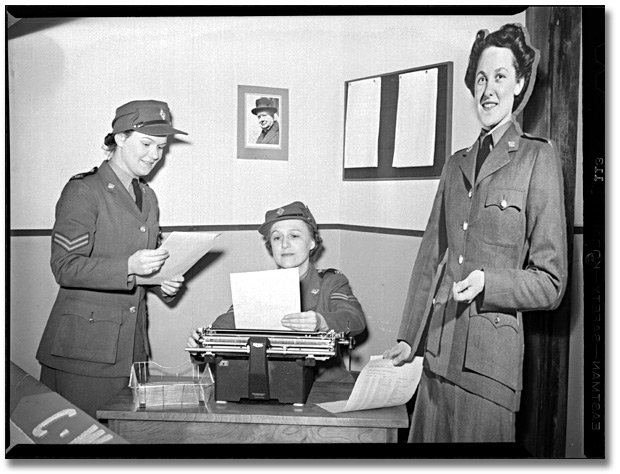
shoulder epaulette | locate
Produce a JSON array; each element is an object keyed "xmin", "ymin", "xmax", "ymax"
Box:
[
  {"xmin": 454, "ymin": 147, "xmax": 470, "ymax": 157},
  {"xmin": 70, "ymin": 167, "xmax": 98, "ymax": 180},
  {"xmin": 318, "ymin": 268, "xmax": 341, "ymax": 278},
  {"xmin": 521, "ymin": 133, "xmax": 551, "ymax": 144}
]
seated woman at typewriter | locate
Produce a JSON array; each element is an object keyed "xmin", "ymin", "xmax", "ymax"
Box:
[{"xmin": 187, "ymin": 201, "xmax": 367, "ymax": 382}]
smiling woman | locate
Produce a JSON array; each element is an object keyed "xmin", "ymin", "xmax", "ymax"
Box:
[
  {"xmin": 114, "ymin": 133, "xmax": 169, "ymax": 177},
  {"xmin": 383, "ymin": 23, "xmax": 568, "ymax": 444},
  {"xmin": 473, "ymin": 46, "xmax": 524, "ymax": 130},
  {"xmin": 35, "ymin": 100, "xmax": 189, "ymax": 418}
]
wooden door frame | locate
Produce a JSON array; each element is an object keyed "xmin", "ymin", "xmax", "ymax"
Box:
[{"xmin": 517, "ymin": 6, "xmax": 581, "ymax": 458}]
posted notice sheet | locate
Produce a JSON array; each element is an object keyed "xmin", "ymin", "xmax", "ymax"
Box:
[
  {"xmin": 343, "ymin": 77, "xmax": 382, "ymax": 169},
  {"xmin": 318, "ymin": 356, "xmax": 423, "ymax": 413},
  {"xmin": 230, "ymin": 268, "xmax": 301, "ymax": 330},
  {"xmin": 392, "ymin": 68, "xmax": 438, "ymax": 168},
  {"xmin": 136, "ymin": 232, "xmax": 220, "ymax": 285}
]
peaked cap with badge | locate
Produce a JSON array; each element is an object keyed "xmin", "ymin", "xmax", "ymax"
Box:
[
  {"xmin": 258, "ymin": 201, "xmax": 318, "ymax": 236},
  {"xmin": 112, "ymin": 99, "xmax": 187, "ymax": 136}
]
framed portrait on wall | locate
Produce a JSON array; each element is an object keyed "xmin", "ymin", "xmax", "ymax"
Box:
[{"xmin": 237, "ymin": 85, "xmax": 289, "ymax": 160}]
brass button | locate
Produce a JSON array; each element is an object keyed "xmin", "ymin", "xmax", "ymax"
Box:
[
  {"xmin": 494, "ymin": 316, "xmax": 501, "ymax": 324},
  {"xmin": 432, "ymin": 298, "xmax": 436, "ymax": 305},
  {"xmin": 458, "ymin": 255, "xmax": 464, "ymax": 265},
  {"xmin": 463, "ymin": 221, "xmax": 468, "ymax": 231},
  {"xmin": 468, "ymin": 190, "xmax": 473, "ymax": 198},
  {"xmin": 500, "ymin": 199, "xmax": 508, "ymax": 209},
  {"xmin": 140, "ymin": 226, "xmax": 147, "ymax": 233}
]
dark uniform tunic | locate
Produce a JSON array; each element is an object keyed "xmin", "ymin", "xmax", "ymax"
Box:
[
  {"xmin": 398, "ymin": 121, "xmax": 568, "ymax": 441},
  {"xmin": 211, "ymin": 265, "xmax": 367, "ymax": 382},
  {"xmin": 36, "ymin": 160, "xmax": 171, "ymax": 415}
]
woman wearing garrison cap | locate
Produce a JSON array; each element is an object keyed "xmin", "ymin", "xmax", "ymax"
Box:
[
  {"xmin": 383, "ymin": 24, "xmax": 568, "ymax": 443},
  {"xmin": 187, "ymin": 201, "xmax": 367, "ymax": 382},
  {"xmin": 36, "ymin": 100, "xmax": 188, "ymax": 417}
]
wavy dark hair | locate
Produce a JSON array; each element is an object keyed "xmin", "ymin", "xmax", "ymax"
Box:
[
  {"xmin": 464, "ymin": 23, "xmax": 538, "ymax": 113},
  {"xmin": 264, "ymin": 222, "xmax": 323, "ymax": 260},
  {"xmin": 102, "ymin": 131, "xmax": 133, "ymax": 152}
]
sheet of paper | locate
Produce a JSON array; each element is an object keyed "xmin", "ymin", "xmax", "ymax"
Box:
[
  {"xmin": 392, "ymin": 68, "xmax": 438, "ymax": 168},
  {"xmin": 318, "ymin": 355, "xmax": 423, "ymax": 413},
  {"xmin": 343, "ymin": 77, "xmax": 382, "ymax": 169},
  {"xmin": 136, "ymin": 232, "xmax": 220, "ymax": 285},
  {"xmin": 230, "ymin": 268, "xmax": 300, "ymax": 330}
]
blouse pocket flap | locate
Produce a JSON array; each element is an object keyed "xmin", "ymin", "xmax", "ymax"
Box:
[
  {"xmin": 50, "ymin": 297, "xmax": 123, "ymax": 364},
  {"xmin": 485, "ymin": 188, "xmax": 525, "ymax": 212},
  {"xmin": 62, "ymin": 296, "xmax": 124, "ymax": 324},
  {"xmin": 464, "ymin": 313, "xmax": 521, "ymax": 390},
  {"xmin": 476, "ymin": 312, "xmax": 519, "ymax": 332}
]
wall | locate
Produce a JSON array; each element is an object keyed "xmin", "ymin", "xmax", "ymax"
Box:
[{"xmin": 8, "ymin": 14, "xmax": 527, "ymax": 379}]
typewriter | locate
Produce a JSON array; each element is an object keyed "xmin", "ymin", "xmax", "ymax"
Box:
[{"xmin": 186, "ymin": 327, "xmax": 351, "ymax": 405}]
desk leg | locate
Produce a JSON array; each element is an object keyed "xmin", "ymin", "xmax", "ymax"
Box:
[{"xmin": 385, "ymin": 428, "xmax": 398, "ymax": 443}]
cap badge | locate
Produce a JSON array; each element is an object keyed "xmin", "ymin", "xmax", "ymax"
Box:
[
  {"xmin": 107, "ymin": 183, "xmax": 115, "ymax": 189},
  {"xmin": 508, "ymin": 141, "xmax": 515, "ymax": 148},
  {"xmin": 160, "ymin": 109, "xmax": 166, "ymax": 120},
  {"xmin": 311, "ymin": 288, "xmax": 320, "ymax": 295},
  {"xmin": 276, "ymin": 208, "xmax": 285, "ymax": 216}
]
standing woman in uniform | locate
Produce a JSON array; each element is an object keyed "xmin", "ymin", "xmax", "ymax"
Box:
[
  {"xmin": 36, "ymin": 100, "xmax": 187, "ymax": 417},
  {"xmin": 383, "ymin": 24, "xmax": 568, "ymax": 442}
]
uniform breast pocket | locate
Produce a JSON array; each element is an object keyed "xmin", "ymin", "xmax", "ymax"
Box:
[
  {"xmin": 483, "ymin": 188, "xmax": 526, "ymax": 247},
  {"xmin": 51, "ymin": 296, "xmax": 123, "ymax": 364}
]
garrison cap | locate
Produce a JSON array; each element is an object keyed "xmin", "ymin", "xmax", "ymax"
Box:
[
  {"xmin": 111, "ymin": 100, "xmax": 187, "ymax": 136},
  {"xmin": 259, "ymin": 201, "xmax": 317, "ymax": 236}
]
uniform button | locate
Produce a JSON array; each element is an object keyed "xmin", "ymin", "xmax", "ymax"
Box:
[
  {"xmin": 458, "ymin": 255, "xmax": 464, "ymax": 264},
  {"xmin": 129, "ymin": 306, "xmax": 137, "ymax": 313},
  {"xmin": 463, "ymin": 221, "xmax": 468, "ymax": 231},
  {"xmin": 140, "ymin": 226, "xmax": 147, "ymax": 233},
  {"xmin": 500, "ymin": 199, "xmax": 508, "ymax": 209},
  {"xmin": 432, "ymin": 298, "xmax": 436, "ymax": 305},
  {"xmin": 468, "ymin": 190, "xmax": 473, "ymax": 198},
  {"xmin": 494, "ymin": 316, "xmax": 501, "ymax": 324}
]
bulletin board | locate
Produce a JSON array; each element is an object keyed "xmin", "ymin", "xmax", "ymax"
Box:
[{"xmin": 342, "ymin": 61, "xmax": 453, "ymax": 181}]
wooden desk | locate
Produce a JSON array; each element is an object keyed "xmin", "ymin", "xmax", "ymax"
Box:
[{"xmin": 97, "ymin": 382, "xmax": 408, "ymax": 444}]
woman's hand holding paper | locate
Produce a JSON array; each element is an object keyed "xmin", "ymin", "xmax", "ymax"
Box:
[{"xmin": 281, "ymin": 310, "xmax": 328, "ymax": 332}]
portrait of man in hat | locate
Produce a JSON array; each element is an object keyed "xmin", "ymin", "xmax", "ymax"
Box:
[
  {"xmin": 238, "ymin": 86, "xmax": 287, "ymax": 161},
  {"xmin": 251, "ymin": 96, "xmax": 280, "ymax": 145}
]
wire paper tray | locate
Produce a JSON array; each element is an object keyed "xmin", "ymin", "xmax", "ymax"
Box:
[{"xmin": 129, "ymin": 361, "xmax": 213, "ymax": 407}]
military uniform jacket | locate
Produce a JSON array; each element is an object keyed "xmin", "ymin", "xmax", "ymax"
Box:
[
  {"xmin": 212, "ymin": 265, "xmax": 367, "ymax": 382},
  {"xmin": 256, "ymin": 121, "xmax": 280, "ymax": 145},
  {"xmin": 398, "ymin": 122, "xmax": 568, "ymax": 411},
  {"xmin": 36, "ymin": 160, "xmax": 164, "ymax": 378}
]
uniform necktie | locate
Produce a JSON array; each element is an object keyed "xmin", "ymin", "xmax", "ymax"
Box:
[
  {"xmin": 475, "ymin": 133, "xmax": 493, "ymax": 180},
  {"xmin": 131, "ymin": 178, "xmax": 142, "ymax": 212}
]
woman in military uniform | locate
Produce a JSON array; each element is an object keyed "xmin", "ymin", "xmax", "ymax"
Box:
[
  {"xmin": 36, "ymin": 100, "xmax": 188, "ymax": 417},
  {"xmin": 383, "ymin": 24, "xmax": 568, "ymax": 442},
  {"xmin": 187, "ymin": 201, "xmax": 367, "ymax": 382}
]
